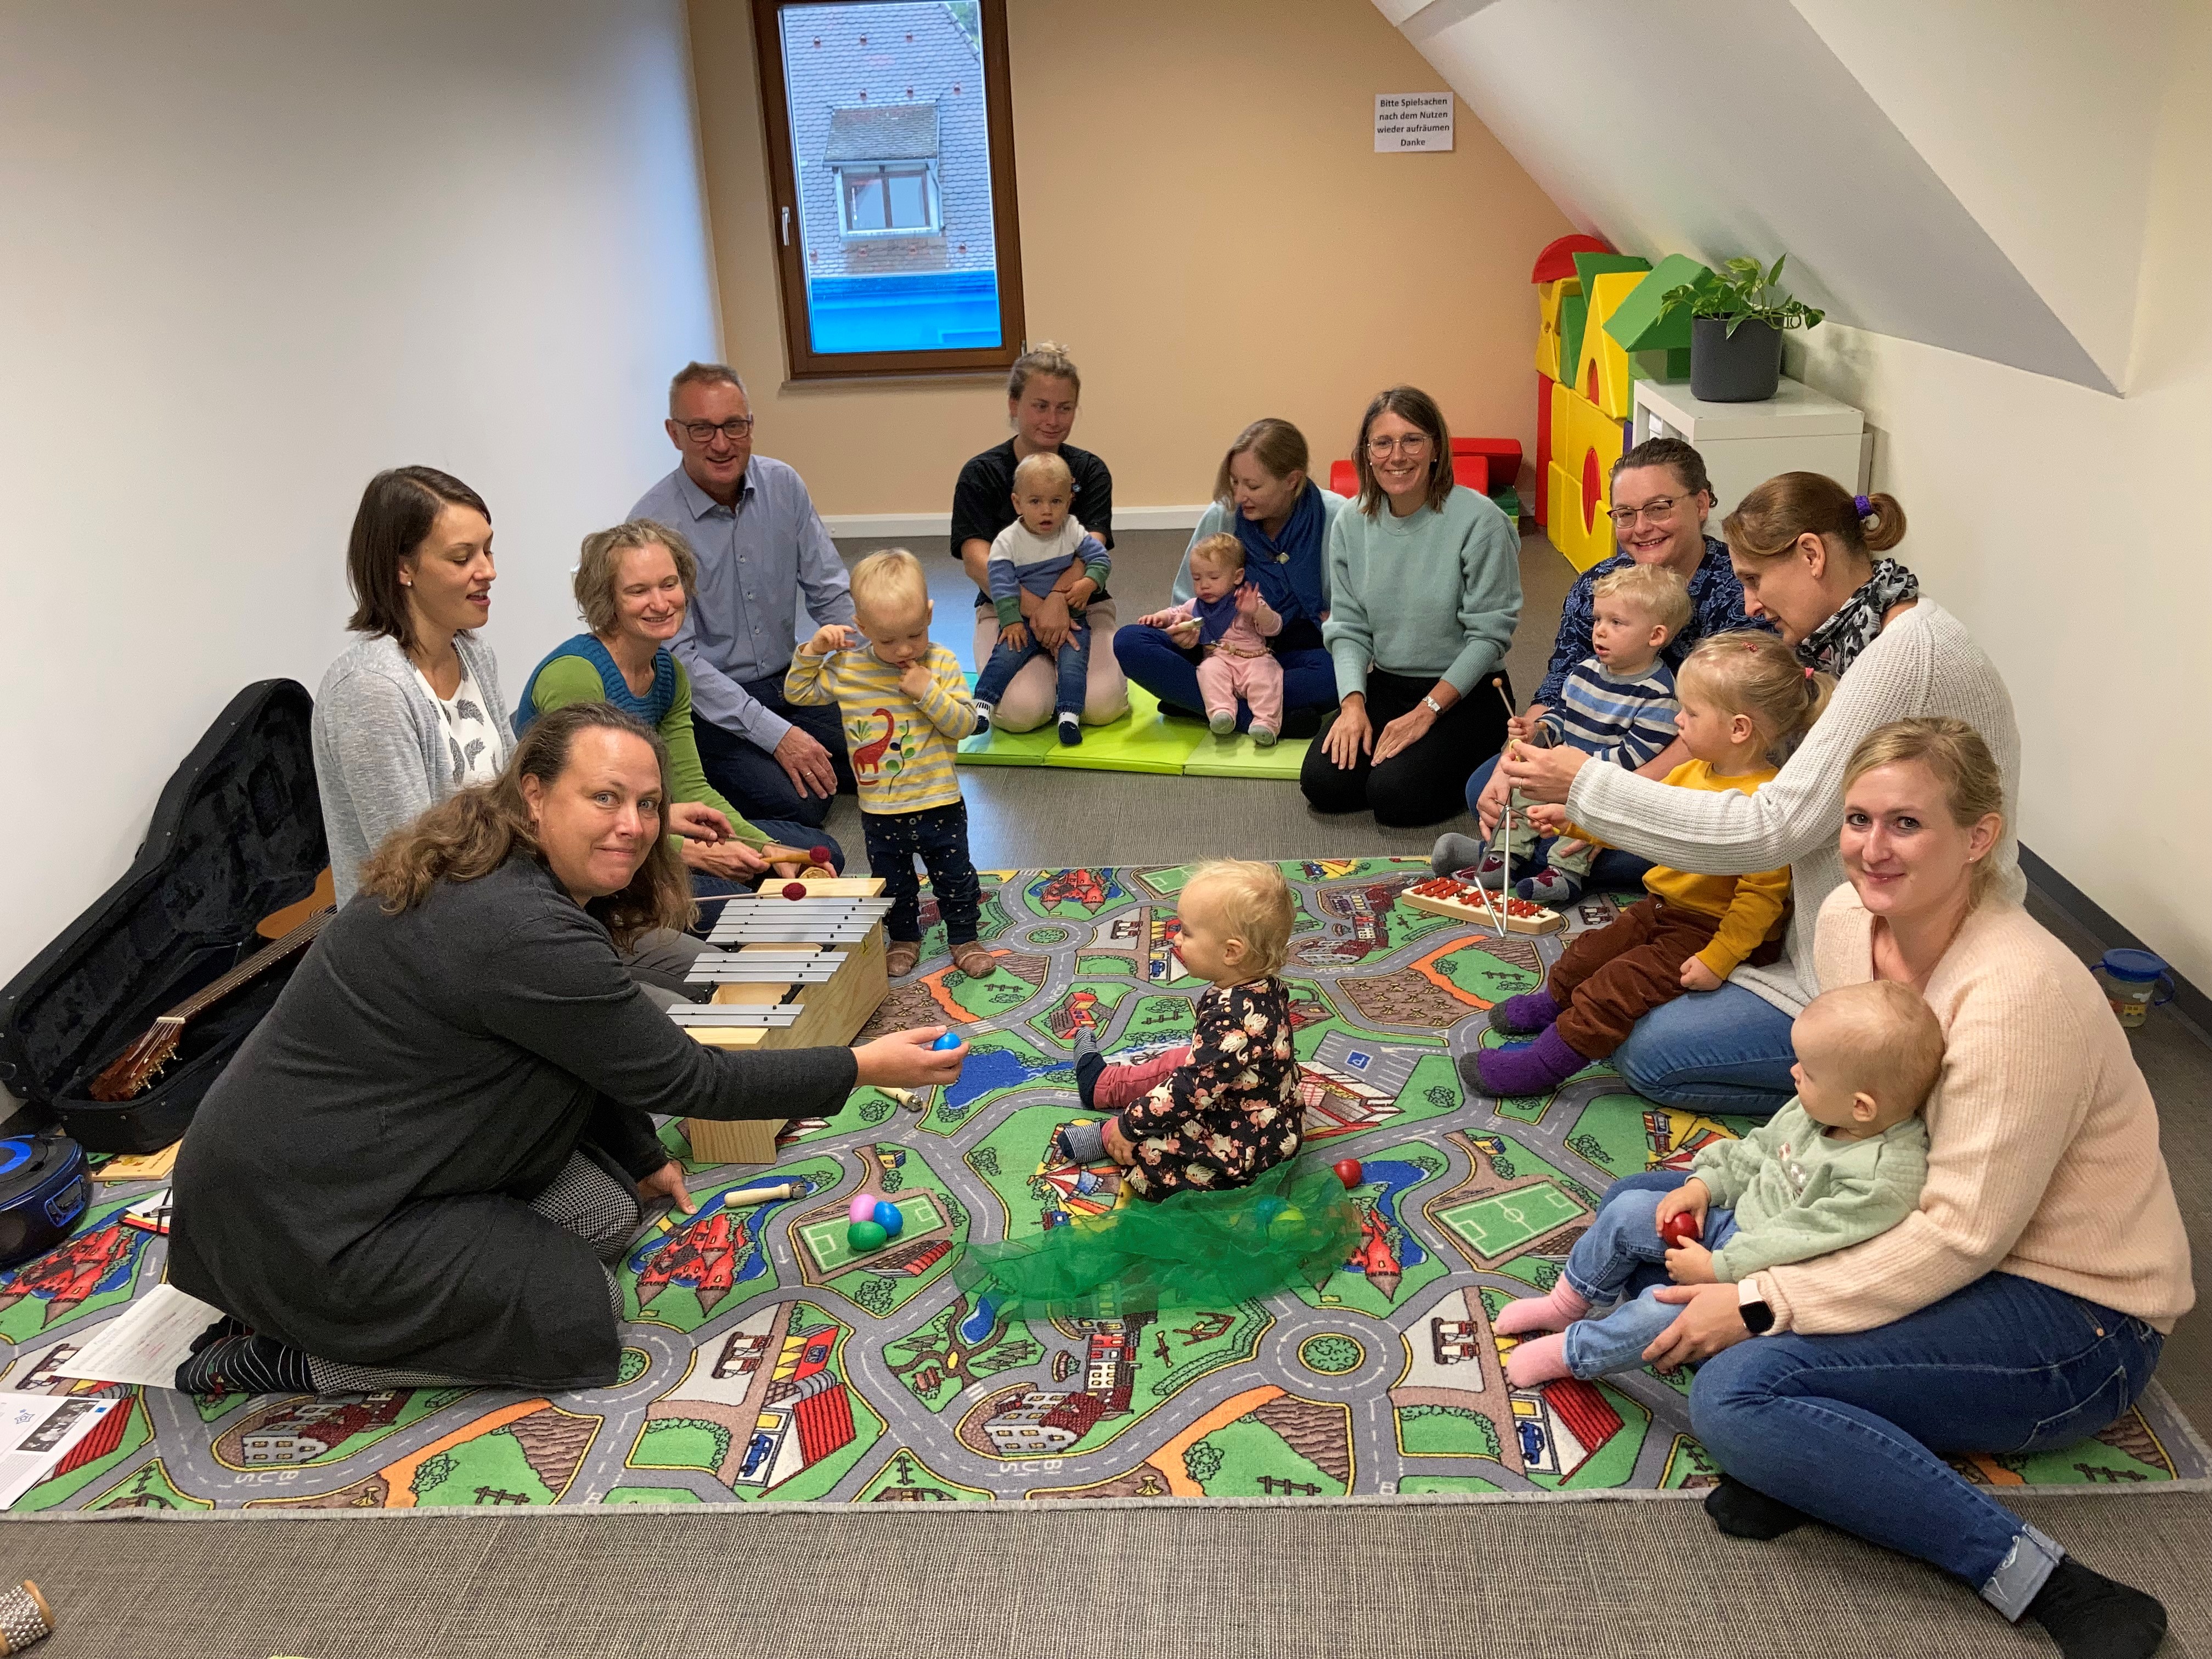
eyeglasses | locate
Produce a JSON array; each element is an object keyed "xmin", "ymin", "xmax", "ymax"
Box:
[
  {"xmin": 678, "ymin": 418, "xmax": 755, "ymax": 443},
  {"xmin": 1365, "ymin": 435, "xmax": 1432, "ymax": 456},
  {"xmin": 1609, "ymin": 496, "xmax": 1681, "ymax": 527}
]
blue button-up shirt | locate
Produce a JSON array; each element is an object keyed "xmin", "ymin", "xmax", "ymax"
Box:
[{"xmin": 631, "ymin": 458, "xmax": 854, "ymax": 751}]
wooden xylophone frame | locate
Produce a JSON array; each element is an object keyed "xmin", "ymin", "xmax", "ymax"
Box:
[{"xmin": 679, "ymin": 877, "xmax": 891, "ymax": 1164}]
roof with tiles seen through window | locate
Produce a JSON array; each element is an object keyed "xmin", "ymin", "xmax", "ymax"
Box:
[{"xmin": 824, "ymin": 101, "xmax": 939, "ymax": 163}]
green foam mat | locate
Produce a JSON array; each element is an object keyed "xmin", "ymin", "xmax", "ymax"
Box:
[{"xmin": 957, "ymin": 684, "xmax": 1308, "ymax": 778}]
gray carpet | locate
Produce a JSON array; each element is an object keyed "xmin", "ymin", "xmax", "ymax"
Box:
[
  {"xmin": 5, "ymin": 527, "xmax": 2204, "ymax": 1657},
  {"xmin": 5, "ymin": 1491, "xmax": 2209, "ymax": 1657}
]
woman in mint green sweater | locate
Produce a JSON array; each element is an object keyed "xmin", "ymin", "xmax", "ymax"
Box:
[{"xmin": 1302, "ymin": 387, "xmax": 1522, "ymax": 826}]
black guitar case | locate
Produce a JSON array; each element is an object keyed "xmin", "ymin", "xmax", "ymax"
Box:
[{"xmin": 0, "ymin": 680, "xmax": 326, "ymax": 1153}]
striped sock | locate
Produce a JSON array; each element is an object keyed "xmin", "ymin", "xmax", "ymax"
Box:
[{"xmin": 173, "ymin": 1333, "xmax": 313, "ymax": 1396}]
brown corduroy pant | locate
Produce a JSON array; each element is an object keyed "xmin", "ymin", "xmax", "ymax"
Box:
[{"xmin": 1548, "ymin": 897, "xmax": 1723, "ymax": 1059}]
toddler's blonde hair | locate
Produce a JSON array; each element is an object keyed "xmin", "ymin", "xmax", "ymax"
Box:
[
  {"xmin": 1012, "ymin": 451, "xmax": 1074, "ymax": 495},
  {"xmin": 1803, "ymin": 980, "xmax": 1945, "ymax": 1115},
  {"xmin": 1188, "ymin": 532, "xmax": 1247, "ymax": 576},
  {"xmin": 1185, "ymin": 859, "xmax": 1295, "ymax": 978},
  {"xmin": 1593, "ymin": 563, "xmax": 1691, "ymax": 637},
  {"xmin": 1678, "ymin": 631, "xmax": 1833, "ymax": 766},
  {"xmin": 850, "ymin": 548, "xmax": 929, "ymax": 620}
]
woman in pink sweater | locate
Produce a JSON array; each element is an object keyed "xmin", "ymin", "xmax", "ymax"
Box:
[{"xmin": 1619, "ymin": 718, "xmax": 2191, "ymax": 1659}]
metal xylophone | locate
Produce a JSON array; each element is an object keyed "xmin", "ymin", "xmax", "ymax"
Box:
[{"xmin": 669, "ymin": 878, "xmax": 894, "ymax": 1164}]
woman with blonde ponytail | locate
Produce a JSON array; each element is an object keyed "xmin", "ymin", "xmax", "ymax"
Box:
[{"xmin": 1501, "ymin": 471, "xmax": 2019, "ymax": 1116}]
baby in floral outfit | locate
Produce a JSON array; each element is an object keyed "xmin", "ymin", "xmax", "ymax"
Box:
[{"xmin": 1061, "ymin": 860, "xmax": 1304, "ymax": 1200}]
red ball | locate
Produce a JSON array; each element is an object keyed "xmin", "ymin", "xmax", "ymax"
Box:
[
  {"xmin": 782, "ymin": 881, "xmax": 808, "ymax": 900},
  {"xmin": 1333, "ymin": 1159, "xmax": 1363, "ymax": 1189},
  {"xmin": 1660, "ymin": 1210, "xmax": 1702, "ymax": 1247},
  {"xmin": 809, "ymin": 845, "xmax": 835, "ymax": 868}
]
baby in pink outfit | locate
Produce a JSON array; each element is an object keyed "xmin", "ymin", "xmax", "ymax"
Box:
[{"xmin": 1137, "ymin": 533, "xmax": 1285, "ymax": 744}]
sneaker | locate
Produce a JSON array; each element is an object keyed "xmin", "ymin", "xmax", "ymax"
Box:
[
  {"xmin": 1515, "ymin": 868, "xmax": 1582, "ymax": 906},
  {"xmin": 1058, "ymin": 714, "xmax": 1082, "ymax": 746},
  {"xmin": 972, "ymin": 702, "xmax": 994, "ymax": 732},
  {"xmin": 1208, "ymin": 710, "xmax": 1235, "ymax": 735},
  {"xmin": 1250, "ymin": 725, "xmax": 1278, "ymax": 747}
]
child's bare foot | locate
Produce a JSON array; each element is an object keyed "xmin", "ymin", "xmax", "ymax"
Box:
[{"xmin": 885, "ymin": 940, "xmax": 922, "ymax": 978}]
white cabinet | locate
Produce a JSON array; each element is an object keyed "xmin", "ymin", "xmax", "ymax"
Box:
[{"xmin": 1631, "ymin": 375, "xmax": 1869, "ymax": 521}]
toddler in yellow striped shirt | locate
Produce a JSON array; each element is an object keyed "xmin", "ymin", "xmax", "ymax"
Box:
[{"xmin": 786, "ymin": 549, "xmax": 993, "ymax": 980}]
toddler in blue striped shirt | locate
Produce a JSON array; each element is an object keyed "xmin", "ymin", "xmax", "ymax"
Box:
[{"xmin": 1437, "ymin": 563, "xmax": 1689, "ymax": 905}]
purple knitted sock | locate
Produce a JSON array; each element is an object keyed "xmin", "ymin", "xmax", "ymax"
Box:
[
  {"xmin": 1473, "ymin": 1025, "xmax": 1590, "ymax": 1098},
  {"xmin": 1489, "ymin": 988, "xmax": 1561, "ymax": 1035}
]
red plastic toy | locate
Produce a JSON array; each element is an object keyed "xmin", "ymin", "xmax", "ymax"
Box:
[
  {"xmin": 1660, "ymin": 1210, "xmax": 1702, "ymax": 1248},
  {"xmin": 1333, "ymin": 1159, "xmax": 1363, "ymax": 1189},
  {"xmin": 782, "ymin": 881, "xmax": 808, "ymax": 900}
]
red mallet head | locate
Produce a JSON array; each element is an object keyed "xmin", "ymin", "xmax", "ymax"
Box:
[
  {"xmin": 809, "ymin": 845, "xmax": 835, "ymax": 868},
  {"xmin": 1333, "ymin": 1158, "xmax": 1363, "ymax": 1189},
  {"xmin": 1660, "ymin": 1211, "xmax": 1702, "ymax": 1248},
  {"xmin": 782, "ymin": 881, "xmax": 808, "ymax": 900}
]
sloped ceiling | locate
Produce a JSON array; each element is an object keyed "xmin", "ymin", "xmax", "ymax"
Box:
[{"xmin": 1380, "ymin": 0, "xmax": 2175, "ymax": 394}]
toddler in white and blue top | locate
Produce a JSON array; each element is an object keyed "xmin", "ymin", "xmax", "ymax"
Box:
[
  {"xmin": 1435, "ymin": 563, "xmax": 1689, "ymax": 905},
  {"xmin": 973, "ymin": 452, "xmax": 1113, "ymax": 746}
]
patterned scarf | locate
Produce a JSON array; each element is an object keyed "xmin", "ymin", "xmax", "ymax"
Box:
[{"xmin": 1795, "ymin": 558, "xmax": 1920, "ymax": 678}]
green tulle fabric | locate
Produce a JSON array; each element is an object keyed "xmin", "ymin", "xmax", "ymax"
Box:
[{"xmin": 951, "ymin": 1159, "xmax": 1362, "ymax": 1320}]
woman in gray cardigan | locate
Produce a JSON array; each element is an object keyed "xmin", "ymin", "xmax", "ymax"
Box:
[
  {"xmin": 172, "ymin": 704, "xmax": 966, "ymax": 1395},
  {"xmin": 313, "ymin": 466, "xmax": 513, "ymax": 905}
]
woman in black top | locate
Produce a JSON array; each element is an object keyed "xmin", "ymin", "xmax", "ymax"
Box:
[
  {"xmin": 949, "ymin": 342, "xmax": 1129, "ymax": 731},
  {"xmin": 168, "ymin": 703, "xmax": 964, "ymax": 1396}
]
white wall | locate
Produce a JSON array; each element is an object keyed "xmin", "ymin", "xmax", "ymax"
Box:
[
  {"xmin": 0, "ymin": 0, "xmax": 721, "ymax": 984},
  {"xmin": 1788, "ymin": 0, "xmax": 2212, "ymax": 994}
]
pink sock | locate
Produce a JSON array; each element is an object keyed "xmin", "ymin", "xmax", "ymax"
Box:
[
  {"xmin": 1504, "ymin": 1331, "xmax": 1572, "ymax": 1388},
  {"xmin": 1493, "ymin": 1281, "xmax": 1591, "ymax": 1336}
]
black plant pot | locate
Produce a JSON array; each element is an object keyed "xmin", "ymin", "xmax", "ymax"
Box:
[{"xmin": 1690, "ymin": 316, "xmax": 1784, "ymax": 402}]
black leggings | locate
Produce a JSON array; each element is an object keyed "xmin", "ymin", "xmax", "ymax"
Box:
[{"xmin": 1299, "ymin": 668, "xmax": 1509, "ymax": 828}]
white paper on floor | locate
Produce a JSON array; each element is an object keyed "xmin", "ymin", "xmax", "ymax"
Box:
[{"xmin": 49, "ymin": 1283, "xmax": 224, "ymax": 1390}]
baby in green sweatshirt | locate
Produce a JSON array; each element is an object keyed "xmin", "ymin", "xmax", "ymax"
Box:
[{"xmin": 1496, "ymin": 980, "xmax": 1942, "ymax": 1385}]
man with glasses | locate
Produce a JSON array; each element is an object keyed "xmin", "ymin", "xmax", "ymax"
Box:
[{"xmin": 630, "ymin": 362, "xmax": 855, "ymax": 843}]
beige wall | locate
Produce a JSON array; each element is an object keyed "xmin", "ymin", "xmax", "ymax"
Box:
[
  {"xmin": 1788, "ymin": 0, "xmax": 2212, "ymax": 992},
  {"xmin": 687, "ymin": 0, "xmax": 1571, "ymax": 514}
]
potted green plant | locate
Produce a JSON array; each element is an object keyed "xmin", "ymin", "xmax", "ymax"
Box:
[{"xmin": 1660, "ymin": 255, "xmax": 1825, "ymax": 402}]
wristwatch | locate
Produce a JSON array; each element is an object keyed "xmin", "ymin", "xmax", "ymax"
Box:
[
  {"xmin": 1421, "ymin": 695, "xmax": 1445, "ymax": 716},
  {"xmin": 1737, "ymin": 1276, "xmax": 1775, "ymax": 1335}
]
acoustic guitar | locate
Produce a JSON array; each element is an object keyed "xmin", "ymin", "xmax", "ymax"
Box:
[{"xmin": 87, "ymin": 870, "xmax": 336, "ymax": 1103}]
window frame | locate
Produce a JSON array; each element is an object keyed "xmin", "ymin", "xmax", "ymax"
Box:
[
  {"xmin": 833, "ymin": 160, "xmax": 943, "ymax": 240},
  {"xmin": 753, "ymin": 0, "xmax": 1028, "ymax": 382}
]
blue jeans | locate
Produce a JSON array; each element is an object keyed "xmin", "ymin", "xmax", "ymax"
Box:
[
  {"xmin": 1600, "ymin": 1170, "xmax": 2162, "ymax": 1615},
  {"xmin": 1613, "ymin": 983, "xmax": 1798, "ymax": 1116},
  {"xmin": 977, "ymin": 622, "xmax": 1088, "ymax": 718},
  {"xmin": 1559, "ymin": 1187, "xmax": 1739, "ymax": 1379},
  {"xmin": 1462, "ymin": 755, "xmax": 1657, "ymax": 891},
  {"xmin": 1112, "ymin": 620, "xmax": 1336, "ymax": 731}
]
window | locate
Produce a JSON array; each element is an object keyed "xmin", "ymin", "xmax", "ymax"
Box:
[{"xmin": 754, "ymin": 0, "xmax": 1027, "ymax": 380}]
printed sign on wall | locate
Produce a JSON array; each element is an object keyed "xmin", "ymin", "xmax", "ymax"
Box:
[{"xmin": 1375, "ymin": 92, "xmax": 1454, "ymax": 153}]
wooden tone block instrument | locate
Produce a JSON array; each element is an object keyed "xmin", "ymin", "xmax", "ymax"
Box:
[{"xmin": 674, "ymin": 877, "xmax": 893, "ymax": 1164}]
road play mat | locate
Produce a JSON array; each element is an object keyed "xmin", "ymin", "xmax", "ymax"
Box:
[
  {"xmin": 3, "ymin": 859, "xmax": 2204, "ymax": 1512},
  {"xmin": 956, "ymin": 684, "xmax": 1309, "ymax": 778}
]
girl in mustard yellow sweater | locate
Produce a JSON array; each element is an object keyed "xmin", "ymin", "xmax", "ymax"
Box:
[{"xmin": 1476, "ymin": 634, "xmax": 1829, "ymax": 1097}]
